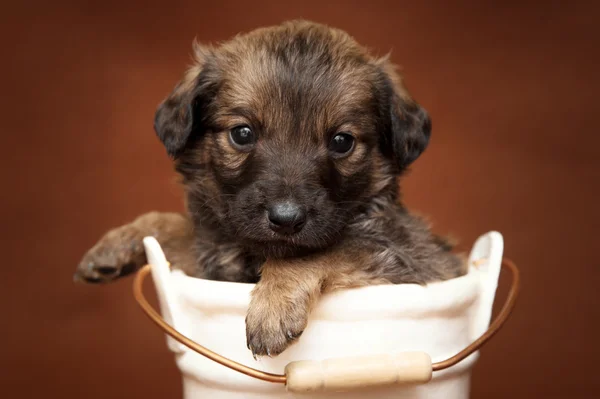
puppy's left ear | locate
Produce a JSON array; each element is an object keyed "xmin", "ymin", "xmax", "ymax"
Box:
[
  {"xmin": 154, "ymin": 42, "xmax": 216, "ymax": 158},
  {"xmin": 377, "ymin": 58, "xmax": 432, "ymax": 170}
]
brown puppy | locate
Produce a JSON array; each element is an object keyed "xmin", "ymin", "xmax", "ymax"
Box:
[{"xmin": 75, "ymin": 20, "xmax": 465, "ymax": 357}]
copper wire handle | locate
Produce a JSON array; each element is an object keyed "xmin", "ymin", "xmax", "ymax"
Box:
[
  {"xmin": 432, "ymin": 257, "xmax": 519, "ymax": 371},
  {"xmin": 132, "ymin": 265, "xmax": 286, "ymax": 384},
  {"xmin": 133, "ymin": 258, "xmax": 520, "ymax": 385}
]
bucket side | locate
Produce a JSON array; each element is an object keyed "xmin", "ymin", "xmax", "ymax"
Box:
[
  {"xmin": 142, "ymin": 236, "xmax": 188, "ymax": 353},
  {"xmin": 467, "ymin": 231, "xmax": 504, "ymax": 341}
]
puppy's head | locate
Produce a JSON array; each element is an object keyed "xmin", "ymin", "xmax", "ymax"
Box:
[{"xmin": 154, "ymin": 21, "xmax": 431, "ymax": 257}]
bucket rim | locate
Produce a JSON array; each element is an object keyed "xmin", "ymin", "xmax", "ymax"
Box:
[{"xmin": 169, "ymin": 262, "xmax": 483, "ymax": 320}]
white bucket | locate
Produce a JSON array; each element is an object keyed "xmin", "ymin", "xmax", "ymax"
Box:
[{"xmin": 140, "ymin": 231, "xmax": 506, "ymax": 399}]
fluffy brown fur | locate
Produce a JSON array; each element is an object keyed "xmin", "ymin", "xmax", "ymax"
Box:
[{"xmin": 74, "ymin": 20, "xmax": 466, "ymax": 357}]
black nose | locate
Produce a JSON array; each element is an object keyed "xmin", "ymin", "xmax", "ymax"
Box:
[{"xmin": 267, "ymin": 202, "xmax": 307, "ymax": 235}]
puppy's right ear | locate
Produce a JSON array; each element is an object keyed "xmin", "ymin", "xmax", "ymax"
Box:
[
  {"xmin": 154, "ymin": 43, "xmax": 215, "ymax": 158},
  {"xmin": 376, "ymin": 57, "xmax": 432, "ymax": 170}
]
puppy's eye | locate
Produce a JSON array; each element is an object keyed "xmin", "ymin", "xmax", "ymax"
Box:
[
  {"xmin": 328, "ymin": 133, "xmax": 355, "ymax": 156},
  {"xmin": 230, "ymin": 125, "xmax": 256, "ymax": 148}
]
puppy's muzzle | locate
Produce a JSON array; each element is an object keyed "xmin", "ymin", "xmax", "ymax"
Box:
[{"xmin": 267, "ymin": 201, "xmax": 307, "ymax": 235}]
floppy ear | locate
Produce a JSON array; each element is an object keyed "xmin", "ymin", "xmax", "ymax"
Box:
[
  {"xmin": 154, "ymin": 43, "xmax": 214, "ymax": 158},
  {"xmin": 377, "ymin": 58, "xmax": 432, "ymax": 170}
]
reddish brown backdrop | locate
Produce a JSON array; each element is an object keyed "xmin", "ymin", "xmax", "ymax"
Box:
[{"xmin": 2, "ymin": 1, "xmax": 599, "ymax": 398}]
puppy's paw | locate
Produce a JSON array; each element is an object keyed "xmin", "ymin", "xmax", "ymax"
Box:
[
  {"xmin": 74, "ymin": 225, "xmax": 147, "ymax": 284},
  {"xmin": 245, "ymin": 296, "xmax": 308, "ymax": 358}
]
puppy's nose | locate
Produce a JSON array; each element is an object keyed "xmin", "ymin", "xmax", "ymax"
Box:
[{"xmin": 267, "ymin": 202, "xmax": 307, "ymax": 235}]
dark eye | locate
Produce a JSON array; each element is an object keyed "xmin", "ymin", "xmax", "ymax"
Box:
[
  {"xmin": 230, "ymin": 125, "xmax": 256, "ymax": 148},
  {"xmin": 328, "ymin": 133, "xmax": 355, "ymax": 156}
]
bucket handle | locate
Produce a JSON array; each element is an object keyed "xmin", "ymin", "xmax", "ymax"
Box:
[{"xmin": 133, "ymin": 258, "xmax": 519, "ymax": 392}]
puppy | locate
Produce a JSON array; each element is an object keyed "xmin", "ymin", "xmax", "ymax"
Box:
[{"xmin": 75, "ymin": 20, "xmax": 465, "ymax": 357}]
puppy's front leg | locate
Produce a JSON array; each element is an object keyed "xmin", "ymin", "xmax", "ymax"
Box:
[
  {"xmin": 74, "ymin": 211, "xmax": 195, "ymax": 283},
  {"xmin": 245, "ymin": 245, "xmax": 394, "ymax": 357},
  {"xmin": 245, "ymin": 259, "xmax": 324, "ymax": 357}
]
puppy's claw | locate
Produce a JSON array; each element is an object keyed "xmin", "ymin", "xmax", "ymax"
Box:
[
  {"xmin": 74, "ymin": 260, "xmax": 135, "ymax": 284},
  {"xmin": 73, "ymin": 272, "xmax": 84, "ymax": 283},
  {"xmin": 73, "ymin": 267, "xmax": 110, "ymax": 284},
  {"xmin": 245, "ymin": 311, "xmax": 307, "ymax": 357}
]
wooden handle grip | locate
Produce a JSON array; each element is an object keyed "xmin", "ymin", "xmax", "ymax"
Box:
[{"xmin": 285, "ymin": 351, "xmax": 432, "ymax": 393}]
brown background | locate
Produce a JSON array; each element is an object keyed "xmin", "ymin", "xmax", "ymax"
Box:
[{"xmin": 1, "ymin": 1, "xmax": 599, "ymax": 398}]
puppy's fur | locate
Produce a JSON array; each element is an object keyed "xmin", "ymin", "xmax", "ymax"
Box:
[{"xmin": 75, "ymin": 20, "xmax": 465, "ymax": 357}]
